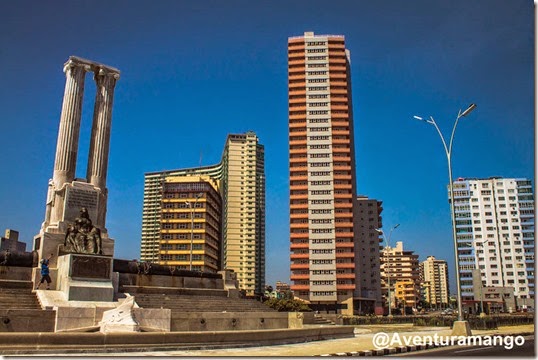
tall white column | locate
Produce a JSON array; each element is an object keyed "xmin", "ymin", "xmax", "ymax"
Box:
[
  {"xmin": 49, "ymin": 60, "xmax": 88, "ymax": 226},
  {"xmin": 86, "ymin": 68, "xmax": 119, "ymax": 230}
]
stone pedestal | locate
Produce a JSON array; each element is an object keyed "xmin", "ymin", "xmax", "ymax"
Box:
[
  {"xmin": 57, "ymin": 254, "xmax": 114, "ymax": 302},
  {"xmin": 451, "ymin": 320, "xmax": 472, "ymax": 336}
]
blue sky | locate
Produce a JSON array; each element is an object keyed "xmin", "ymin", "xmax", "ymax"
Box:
[{"xmin": 0, "ymin": 0, "xmax": 534, "ymax": 290}]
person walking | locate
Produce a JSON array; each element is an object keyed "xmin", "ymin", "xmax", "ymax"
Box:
[{"xmin": 36, "ymin": 253, "xmax": 53, "ymax": 290}]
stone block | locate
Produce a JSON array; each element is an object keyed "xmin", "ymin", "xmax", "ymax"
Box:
[
  {"xmin": 133, "ymin": 308, "xmax": 171, "ymax": 332},
  {"xmin": 288, "ymin": 312, "xmax": 304, "ymax": 329},
  {"xmin": 55, "ymin": 307, "xmax": 96, "ymax": 332},
  {"xmin": 451, "ymin": 320, "xmax": 472, "ymax": 336}
]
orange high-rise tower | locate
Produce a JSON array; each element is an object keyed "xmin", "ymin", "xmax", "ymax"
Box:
[{"xmin": 288, "ymin": 32, "xmax": 358, "ymax": 315}]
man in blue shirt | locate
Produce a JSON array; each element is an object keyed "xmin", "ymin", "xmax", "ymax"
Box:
[{"xmin": 36, "ymin": 253, "xmax": 53, "ymax": 290}]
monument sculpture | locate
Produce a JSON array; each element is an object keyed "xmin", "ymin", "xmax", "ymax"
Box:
[
  {"xmin": 33, "ymin": 56, "xmax": 120, "ymax": 266},
  {"xmin": 63, "ymin": 207, "xmax": 103, "ymax": 255}
]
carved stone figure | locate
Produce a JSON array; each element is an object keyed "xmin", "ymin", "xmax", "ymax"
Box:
[{"xmin": 63, "ymin": 207, "xmax": 103, "ymax": 255}]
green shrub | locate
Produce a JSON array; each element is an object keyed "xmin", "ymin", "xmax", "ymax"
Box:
[{"xmin": 263, "ymin": 298, "xmax": 312, "ymax": 312}]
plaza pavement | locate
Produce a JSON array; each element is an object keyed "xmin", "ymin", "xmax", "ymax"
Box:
[{"xmin": 39, "ymin": 323, "xmax": 534, "ymax": 357}]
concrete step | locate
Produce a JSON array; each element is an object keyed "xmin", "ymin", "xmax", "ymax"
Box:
[
  {"xmin": 134, "ymin": 293, "xmax": 276, "ymax": 313},
  {"xmin": 0, "ymin": 279, "xmax": 34, "ymax": 289},
  {"xmin": 0, "ymin": 281, "xmax": 42, "ymax": 310}
]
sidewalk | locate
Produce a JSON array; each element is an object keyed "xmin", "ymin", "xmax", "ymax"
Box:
[{"xmin": 59, "ymin": 323, "xmax": 533, "ymax": 357}]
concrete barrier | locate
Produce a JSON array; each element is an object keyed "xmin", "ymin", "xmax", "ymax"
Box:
[
  {"xmin": 0, "ymin": 326, "xmax": 355, "ymax": 355},
  {"xmin": 0, "ymin": 309, "xmax": 55, "ymax": 332}
]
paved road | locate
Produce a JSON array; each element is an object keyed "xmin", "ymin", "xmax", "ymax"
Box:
[{"xmin": 397, "ymin": 335, "xmax": 534, "ymax": 357}]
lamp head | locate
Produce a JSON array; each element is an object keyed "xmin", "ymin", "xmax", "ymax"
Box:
[{"xmin": 461, "ymin": 103, "xmax": 476, "ymax": 117}]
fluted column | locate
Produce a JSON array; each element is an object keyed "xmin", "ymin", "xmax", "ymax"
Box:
[
  {"xmin": 52, "ymin": 61, "xmax": 88, "ymax": 188},
  {"xmin": 49, "ymin": 60, "xmax": 88, "ymax": 226},
  {"xmin": 86, "ymin": 68, "xmax": 119, "ymax": 230}
]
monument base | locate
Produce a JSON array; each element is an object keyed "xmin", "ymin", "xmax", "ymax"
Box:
[
  {"xmin": 57, "ymin": 253, "xmax": 114, "ymax": 302},
  {"xmin": 451, "ymin": 320, "xmax": 472, "ymax": 336}
]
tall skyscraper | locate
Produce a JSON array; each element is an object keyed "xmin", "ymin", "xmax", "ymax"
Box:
[
  {"xmin": 288, "ymin": 32, "xmax": 358, "ymax": 315},
  {"xmin": 419, "ymin": 256, "xmax": 450, "ymax": 308},
  {"xmin": 452, "ymin": 177, "xmax": 534, "ymax": 306},
  {"xmin": 140, "ymin": 131, "xmax": 265, "ymax": 295}
]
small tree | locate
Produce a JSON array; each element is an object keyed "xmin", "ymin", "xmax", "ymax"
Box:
[{"xmin": 264, "ymin": 298, "xmax": 311, "ymax": 312}]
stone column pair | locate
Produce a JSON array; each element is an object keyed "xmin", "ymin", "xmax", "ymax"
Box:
[{"xmin": 48, "ymin": 57, "xmax": 120, "ymax": 231}]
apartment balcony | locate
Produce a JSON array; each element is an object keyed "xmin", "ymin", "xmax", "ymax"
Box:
[
  {"xmin": 330, "ymin": 80, "xmax": 348, "ymax": 87},
  {"xmin": 336, "ymin": 273, "xmax": 355, "ymax": 279},
  {"xmin": 289, "ymin": 156, "xmax": 307, "ymax": 163},
  {"xmin": 290, "ymin": 274, "xmax": 310, "ymax": 280},
  {"xmin": 290, "ymin": 232, "xmax": 309, "ymax": 239},
  {"xmin": 337, "ymin": 284, "xmax": 356, "ymax": 290},
  {"xmin": 333, "ymin": 156, "xmax": 351, "ymax": 162},
  {"xmin": 289, "ymin": 139, "xmax": 307, "ymax": 146},
  {"xmin": 332, "ymin": 139, "xmax": 351, "ymax": 145},
  {"xmin": 290, "ymin": 174, "xmax": 308, "ymax": 181},
  {"xmin": 336, "ymin": 263, "xmax": 355, "ymax": 269},
  {"xmin": 290, "ymin": 222, "xmax": 309, "ymax": 229},
  {"xmin": 290, "ymin": 284, "xmax": 310, "ymax": 291},
  {"xmin": 333, "ymin": 174, "xmax": 352, "ymax": 180},
  {"xmin": 290, "ymin": 203, "xmax": 309, "ymax": 210},
  {"xmin": 334, "ymin": 202, "xmax": 353, "ymax": 209},
  {"xmin": 289, "ymin": 105, "xmax": 307, "ymax": 112},
  {"xmin": 290, "ymin": 253, "xmax": 310, "ymax": 260},
  {"xmin": 290, "ymin": 263, "xmax": 309, "ymax": 270},
  {"xmin": 329, "ymin": 65, "xmax": 346, "ymax": 72},
  {"xmin": 330, "ymin": 88, "xmax": 348, "ymax": 95},
  {"xmin": 328, "ymin": 56, "xmax": 346, "ymax": 64},
  {"xmin": 290, "ymin": 242, "xmax": 310, "ymax": 249},
  {"xmin": 335, "ymin": 252, "xmax": 354, "ymax": 258},
  {"xmin": 335, "ymin": 242, "xmax": 354, "ymax": 248},
  {"xmin": 289, "ymin": 74, "xmax": 306, "ymax": 81}
]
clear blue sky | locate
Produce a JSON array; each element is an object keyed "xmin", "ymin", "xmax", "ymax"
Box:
[{"xmin": 0, "ymin": 1, "xmax": 534, "ymax": 291}]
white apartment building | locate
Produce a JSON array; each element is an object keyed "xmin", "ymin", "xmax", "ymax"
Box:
[
  {"xmin": 453, "ymin": 177, "xmax": 534, "ymax": 304},
  {"xmin": 420, "ymin": 256, "xmax": 449, "ymax": 307}
]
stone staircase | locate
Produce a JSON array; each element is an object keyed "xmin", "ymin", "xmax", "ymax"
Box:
[
  {"xmin": 0, "ymin": 280, "xmax": 41, "ymax": 310},
  {"xmin": 133, "ymin": 292, "xmax": 276, "ymax": 313},
  {"xmin": 312, "ymin": 314, "xmax": 335, "ymax": 325}
]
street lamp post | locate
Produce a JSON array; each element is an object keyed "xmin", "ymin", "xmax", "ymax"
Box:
[
  {"xmin": 413, "ymin": 103, "xmax": 476, "ymax": 335},
  {"xmin": 376, "ymin": 224, "xmax": 400, "ymax": 317},
  {"xmin": 185, "ymin": 192, "xmax": 203, "ymax": 271}
]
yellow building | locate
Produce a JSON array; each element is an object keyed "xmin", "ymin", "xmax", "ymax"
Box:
[
  {"xmin": 141, "ymin": 131, "xmax": 265, "ymax": 295},
  {"xmin": 395, "ymin": 279, "xmax": 419, "ymax": 309},
  {"xmin": 159, "ymin": 175, "xmax": 221, "ymax": 273}
]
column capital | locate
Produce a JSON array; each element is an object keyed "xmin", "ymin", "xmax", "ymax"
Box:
[
  {"xmin": 94, "ymin": 67, "xmax": 120, "ymax": 87},
  {"xmin": 63, "ymin": 59, "xmax": 91, "ymax": 75}
]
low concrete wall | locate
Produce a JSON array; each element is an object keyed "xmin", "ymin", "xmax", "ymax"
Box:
[
  {"xmin": 0, "ymin": 266, "xmax": 32, "ymax": 281},
  {"xmin": 171, "ymin": 311, "xmax": 289, "ymax": 331},
  {"xmin": 118, "ymin": 273, "xmax": 224, "ymax": 291},
  {"xmin": 0, "ymin": 309, "xmax": 55, "ymax": 332},
  {"xmin": 0, "ymin": 326, "xmax": 355, "ymax": 355}
]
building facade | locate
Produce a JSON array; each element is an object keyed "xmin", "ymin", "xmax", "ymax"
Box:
[
  {"xmin": 159, "ymin": 176, "xmax": 221, "ymax": 273},
  {"xmin": 0, "ymin": 229, "xmax": 27, "ymax": 252},
  {"xmin": 354, "ymin": 196, "xmax": 383, "ymax": 314},
  {"xmin": 419, "ymin": 256, "xmax": 449, "ymax": 308},
  {"xmin": 452, "ymin": 177, "xmax": 534, "ymax": 307},
  {"xmin": 288, "ymin": 32, "xmax": 358, "ymax": 314},
  {"xmin": 380, "ymin": 241, "xmax": 420, "ymax": 311},
  {"xmin": 140, "ymin": 131, "xmax": 265, "ymax": 295}
]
